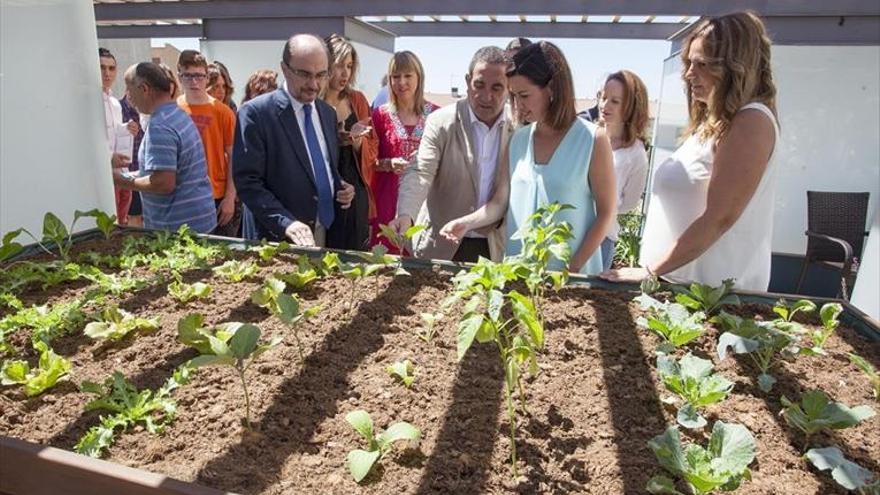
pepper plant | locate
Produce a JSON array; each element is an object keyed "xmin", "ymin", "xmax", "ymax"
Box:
[
  {"xmin": 252, "ymin": 279, "xmax": 321, "ymax": 360},
  {"xmin": 177, "ymin": 315, "xmax": 280, "ymax": 427},
  {"xmin": 75, "ymin": 363, "xmax": 194, "ymax": 458},
  {"xmin": 378, "ymin": 223, "xmax": 427, "ymax": 257},
  {"xmin": 417, "ymin": 311, "xmax": 444, "ymax": 343},
  {"xmin": 657, "ymin": 353, "xmax": 734, "ymax": 429},
  {"xmin": 447, "ymin": 257, "xmax": 543, "ymax": 477},
  {"xmin": 345, "ymin": 409, "xmax": 421, "ymax": 483},
  {"xmin": 715, "ymin": 311, "xmax": 799, "ymax": 392}
]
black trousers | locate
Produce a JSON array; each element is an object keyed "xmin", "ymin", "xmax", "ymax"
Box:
[{"xmin": 452, "ymin": 237, "xmax": 490, "ymax": 263}]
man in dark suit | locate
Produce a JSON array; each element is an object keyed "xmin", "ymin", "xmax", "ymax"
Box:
[{"xmin": 233, "ymin": 34, "xmax": 354, "ymax": 245}]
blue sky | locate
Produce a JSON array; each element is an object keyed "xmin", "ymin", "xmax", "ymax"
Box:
[{"xmin": 153, "ymin": 36, "xmax": 672, "ymax": 99}]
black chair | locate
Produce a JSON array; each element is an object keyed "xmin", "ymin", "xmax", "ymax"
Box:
[{"xmin": 795, "ymin": 191, "xmax": 870, "ymax": 299}]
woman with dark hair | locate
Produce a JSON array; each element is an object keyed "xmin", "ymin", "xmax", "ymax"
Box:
[
  {"xmin": 597, "ymin": 70, "xmax": 651, "ymax": 270},
  {"xmin": 601, "ymin": 12, "xmax": 780, "ymax": 290},
  {"xmin": 440, "ymin": 41, "xmax": 616, "ymax": 275},
  {"xmin": 320, "ymin": 34, "xmax": 377, "ymax": 250},
  {"xmin": 208, "ymin": 61, "xmax": 237, "ymax": 112},
  {"xmin": 370, "ymin": 50, "xmax": 438, "ymax": 253}
]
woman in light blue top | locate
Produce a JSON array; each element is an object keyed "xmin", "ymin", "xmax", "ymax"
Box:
[{"xmin": 440, "ymin": 41, "xmax": 616, "ymax": 275}]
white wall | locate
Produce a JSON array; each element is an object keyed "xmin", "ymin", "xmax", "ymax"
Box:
[
  {"xmin": 1, "ymin": 0, "xmax": 115, "ymax": 236},
  {"xmin": 852, "ymin": 205, "xmax": 879, "ymax": 321},
  {"xmin": 201, "ymin": 39, "xmax": 393, "ymax": 107},
  {"xmin": 651, "ymin": 45, "xmax": 880, "ymax": 255},
  {"xmin": 97, "ymin": 38, "xmax": 152, "ymax": 97}
]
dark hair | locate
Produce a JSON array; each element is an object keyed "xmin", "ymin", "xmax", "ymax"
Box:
[
  {"xmin": 98, "ymin": 47, "xmax": 115, "ymax": 61},
  {"xmin": 242, "ymin": 69, "xmax": 279, "ymax": 104},
  {"xmin": 126, "ymin": 62, "xmax": 172, "ymax": 94},
  {"xmin": 507, "ymin": 41, "xmax": 576, "ymax": 131},
  {"xmin": 177, "ymin": 49, "xmax": 208, "ymax": 71},
  {"xmin": 505, "ymin": 37, "xmax": 532, "ymax": 52},
  {"xmin": 467, "ymin": 46, "xmax": 509, "ymax": 77}
]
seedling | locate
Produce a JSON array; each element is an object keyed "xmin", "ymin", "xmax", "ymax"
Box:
[
  {"xmin": 75, "ymin": 363, "xmax": 194, "ymax": 458},
  {"xmin": 448, "ymin": 257, "xmax": 543, "ymax": 477},
  {"xmin": 0, "ymin": 340, "xmax": 71, "ymax": 396},
  {"xmin": 636, "ymin": 295, "xmax": 706, "ymax": 354},
  {"xmin": 212, "ymin": 259, "xmax": 259, "ymax": 282},
  {"xmin": 275, "ymin": 291, "xmax": 321, "ymax": 361},
  {"xmin": 848, "ymin": 353, "xmax": 880, "ymax": 400},
  {"xmin": 673, "ymin": 279, "xmax": 739, "ymax": 316},
  {"xmin": 418, "ymin": 311, "xmax": 444, "ymax": 343},
  {"xmin": 76, "ymin": 209, "xmax": 117, "ymax": 239},
  {"xmin": 248, "ymin": 240, "xmax": 290, "ymax": 263},
  {"xmin": 378, "ymin": 222, "xmax": 427, "ymax": 255},
  {"xmin": 773, "ymin": 298, "xmax": 817, "ymax": 323},
  {"xmin": 614, "ymin": 212, "xmax": 643, "ymax": 267},
  {"xmin": 805, "ymin": 447, "xmax": 880, "ymax": 493},
  {"xmin": 357, "ymin": 244, "xmax": 399, "ymax": 294},
  {"xmin": 167, "ymin": 279, "xmax": 212, "ymax": 304},
  {"xmin": 84, "ymin": 306, "xmax": 160, "ymax": 342},
  {"xmin": 345, "ymin": 410, "xmax": 420, "ymax": 483},
  {"xmin": 657, "ymin": 353, "xmax": 734, "ymax": 429},
  {"xmin": 81, "ymin": 266, "xmax": 147, "ymax": 297},
  {"xmin": 387, "ymin": 359, "xmax": 415, "ymax": 388},
  {"xmin": 250, "ymin": 276, "xmax": 287, "ymax": 315},
  {"xmin": 508, "ymin": 203, "xmax": 574, "ymax": 320},
  {"xmin": 646, "ymin": 422, "xmax": 756, "ymax": 495},
  {"xmin": 780, "ymin": 390, "xmax": 875, "ymax": 448},
  {"xmin": 177, "ymin": 316, "xmax": 280, "ymax": 427},
  {"xmin": 16, "ymin": 211, "xmax": 110, "ymax": 261},
  {"xmin": 0, "ymin": 229, "xmax": 25, "ymax": 263},
  {"xmin": 800, "ymin": 303, "xmax": 843, "ymax": 356},
  {"xmin": 339, "ymin": 261, "xmax": 382, "ymax": 315},
  {"xmin": 319, "ymin": 252, "xmax": 341, "ymax": 275},
  {"xmin": 274, "ymin": 256, "xmax": 319, "ymax": 290},
  {"xmin": 715, "ymin": 311, "xmax": 799, "ymax": 392},
  {"xmin": 1, "ymin": 298, "xmax": 87, "ymax": 348}
]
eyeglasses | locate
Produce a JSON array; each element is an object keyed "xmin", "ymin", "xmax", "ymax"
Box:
[
  {"xmin": 179, "ymin": 72, "xmax": 207, "ymax": 81},
  {"xmin": 283, "ymin": 61, "xmax": 329, "ymax": 82}
]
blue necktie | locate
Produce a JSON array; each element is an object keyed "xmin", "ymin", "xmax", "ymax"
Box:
[{"xmin": 302, "ymin": 103, "xmax": 335, "ymax": 228}]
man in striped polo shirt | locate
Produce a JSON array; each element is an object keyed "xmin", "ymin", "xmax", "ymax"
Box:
[{"xmin": 112, "ymin": 62, "xmax": 217, "ymax": 234}]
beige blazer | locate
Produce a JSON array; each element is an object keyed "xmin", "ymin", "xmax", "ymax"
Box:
[{"xmin": 397, "ymin": 99, "xmax": 512, "ymax": 261}]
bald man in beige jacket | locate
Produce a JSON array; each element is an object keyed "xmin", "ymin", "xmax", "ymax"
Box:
[{"xmin": 390, "ymin": 47, "xmax": 513, "ymax": 263}]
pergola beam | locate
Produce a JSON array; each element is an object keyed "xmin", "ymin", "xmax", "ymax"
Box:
[
  {"xmin": 94, "ymin": 0, "xmax": 880, "ymax": 21},
  {"xmin": 97, "ymin": 23, "xmax": 203, "ymax": 39},
  {"xmin": 372, "ymin": 21, "xmax": 683, "ymax": 39}
]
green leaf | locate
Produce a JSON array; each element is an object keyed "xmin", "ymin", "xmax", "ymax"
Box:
[
  {"xmin": 677, "ymin": 403, "xmax": 707, "ymax": 429},
  {"xmin": 347, "ymin": 449, "xmax": 381, "ymax": 483},
  {"xmin": 177, "ymin": 314, "xmax": 212, "ymax": 354},
  {"xmin": 717, "ymin": 332, "xmax": 760, "ymax": 360},
  {"xmin": 707, "ymin": 421, "xmax": 756, "ymax": 476},
  {"xmin": 42, "ymin": 212, "xmax": 68, "ymax": 242},
  {"xmin": 646, "ymin": 475, "xmax": 685, "ymax": 495},
  {"xmin": 346, "ymin": 410, "xmax": 374, "ymax": 441},
  {"xmin": 377, "ymin": 421, "xmax": 421, "ymax": 449},
  {"xmin": 0, "ymin": 229, "xmax": 24, "ymax": 262},
  {"xmin": 387, "ymin": 360, "xmax": 415, "ymax": 388},
  {"xmin": 509, "ymin": 290, "xmax": 544, "ymax": 349},
  {"xmin": 757, "ymin": 373, "xmax": 776, "ymax": 392},
  {"xmin": 782, "ymin": 390, "xmax": 875, "ymax": 436},
  {"xmin": 805, "ymin": 447, "xmax": 878, "ymax": 490},
  {"xmin": 24, "ymin": 342, "xmax": 71, "ymax": 396},
  {"xmin": 648, "ymin": 426, "xmax": 687, "ymax": 475},
  {"xmin": 1, "ymin": 360, "xmax": 30, "ymax": 385},
  {"xmin": 404, "ymin": 224, "xmax": 427, "ymax": 240},
  {"xmin": 229, "ymin": 324, "xmax": 260, "ymax": 361},
  {"xmin": 820, "ymin": 302, "xmax": 842, "ymax": 330},
  {"xmin": 189, "ymin": 354, "xmax": 236, "ymax": 368},
  {"xmin": 456, "ymin": 313, "xmax": 483, "ymax": 361}
]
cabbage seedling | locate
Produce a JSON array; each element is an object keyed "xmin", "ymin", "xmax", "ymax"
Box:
[
  {"xmin": 636, "ymin": 295, "xmax": 706, "ymax": 354},
  {"xmin": 418, "ymin": 311, "xmax": 444, "ymax": 343},
  {"xmin": 387, "ymin": 359, "xmax": 415, "ymax": 388},
  {"xmin": 345, "ymin": 410, "xmax": 420, "ymax": 483},
  {"xmin": 647, "ymin": 422, "xmax": 756, "ymax": 495},
  {"xmin": 673, "ymin": 279, "xmax": 739, "ymax": 316},
  {"xmin": 715, "ymin": 311, "xmax": 799, "ymax": 392},
  {"xmin": 805, "ymin": 447, "xmax": 880, "ymax": 493},
  {"xmin": 1, "ymin": 340, "xmax": 71, "ymax": 396},
  {"xmin": 799, "ymin": 303, "xmax": 842, "ymax": 356},
  {"xmin": 657, "ymin": 353, "xmax": 734, "ymax": 429},
  {"xmin": 780, "ymin": 390, "xmax": 875, "ymax": 448}
]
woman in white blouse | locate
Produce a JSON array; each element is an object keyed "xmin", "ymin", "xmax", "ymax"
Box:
[
  {"xmin": 597, "ymin": 70, "xmax": 650, "ymax": 270},
  {"xmin": 601, "ymin": 11, "xmax": 780, "ymax": 291}
]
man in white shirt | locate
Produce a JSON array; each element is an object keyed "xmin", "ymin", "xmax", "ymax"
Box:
[
  {"xmin": 391, "ymin": 46, "xmax": 513, "ymax": 262},
  {"xmin": 100, "ymin": 47, "xmax": 138, "ymax": 224},
  {"xmin": 232, "ymin": 34, "xmax": 354, "ymax": 246}
]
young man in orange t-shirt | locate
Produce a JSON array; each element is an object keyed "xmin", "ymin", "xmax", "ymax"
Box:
[{"xmin": 177, "ymin": 50, "xmax": 239, "ymax": 236}]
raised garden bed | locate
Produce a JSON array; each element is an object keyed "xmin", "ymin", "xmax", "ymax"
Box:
[{"xmin": 1, "ymin": 226, "xmax": 878, "ymax": 495}]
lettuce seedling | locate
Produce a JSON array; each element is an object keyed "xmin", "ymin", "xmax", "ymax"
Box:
[
  {"xmin": 418, "ymin": 311, "xmax": 444, "ymax": 343},
  {"xmin": 378, "ymin": 223, "xmax": 427, "ymax": 255},
  {"xmin": 674, "ymin": 279, "xmax": 739, "ymax": 316},
  {"xmin": 81, "ymin": 266, "xmax": 147, "ymax": 297},
  {"xmin": 251, "ymin": 276, "xmax": 287, "ymax": 314},
  {"xmin": 274, "ymin": 256, "xmax": 319, "ymax": 291},
  {"xmin": 167, "ymin": 278, "xmax": 212, "ymax": 304},
  {"xmin": 387, "ymin": 359, "xmax": 415, "ymax": 388},
  {"xmin": 715, "ymin": 311, "xmax": 799, "ymax": 392},
  {"xmin": 657, "ymin": 353, "xmax": 734, "ymax": 429},
  {"xmin": 799, "ymin": 303, "xmax": 843, "ymax": 356},
  {"xmin": 75, "ymin": 363, "xmax": 194, "ymax": 458},
  {"xmin": 1, "ymin": 340, "xmax": 71, "ymax": 396},
  {"xmin": 849, "ymin": 353, "xmax": 880, "ymax": 400},
  {"xmin": 248, "ymin": 240, "xmax": 290, "ymax": 263},
  {"xmin": 805, "ymin": 447, "xmax": 880, "ymax": 493},
  {"xmin": 647, "ymin": 421, "xmax": 756, "ymax": 495},
  {"xmin": 345, "ymin": 409, "xmax": 421, "ymax": 483},
  {"xmin": 84, "ymin": 306, "xmax": 160, "ymax": 342},
  {"xmin": 178, "ymin": 316, "xmax": 280, "ymax": 427},
  {"xmin": 212, "ymin": 259, "xmax": 259, "ymax": 282},
  {"xmin": 319, "ymin": 252, "xmax": 341, "ymax": 275},
  {"xmin": 636, "ymin": 295, "xmax": 706, "ymax": 354},
  {"xmin": 448, "ymin": 257, "xmax": 542, "ymax": 476},
  {"xmin": 1, "ymin": 298, "xmax": 88, "ymax": 347},
  {"xmin": 780, "ymin": 390, "xmax": 875, "ymax": 448}
]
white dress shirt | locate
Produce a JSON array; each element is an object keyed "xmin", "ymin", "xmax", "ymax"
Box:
[
  {"xmin": 467, "ymin": 105, "xmax": 505, "ymax": 207},
  {"xmin": 102, "ymin": 90, "xmax": 125, "ymax": 153}
]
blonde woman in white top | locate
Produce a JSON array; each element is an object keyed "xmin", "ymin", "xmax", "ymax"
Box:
[
  {"xmin": 601, "ymin": 11, "xmax": 780, "ymax": 291},
  {"xmin": 597, "ymin": 70, "xmax": 651, "ymax": 270}
]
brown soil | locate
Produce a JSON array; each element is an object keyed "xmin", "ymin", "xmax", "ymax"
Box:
[{"xmin": 1, "ymin": 239, "xmax": 879, "ymax": 495}]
